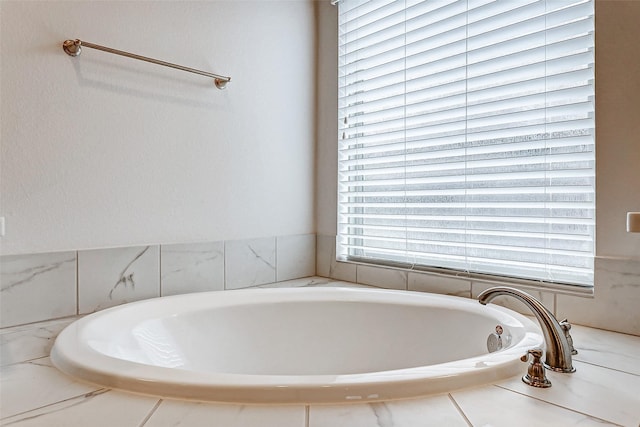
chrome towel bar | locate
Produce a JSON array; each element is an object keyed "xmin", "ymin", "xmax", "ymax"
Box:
[{"xmin": 62, "ymin": 39, "xmax": 231, "ymax": 89}]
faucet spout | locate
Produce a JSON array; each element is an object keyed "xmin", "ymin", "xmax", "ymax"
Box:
[{"xmin": 478, "ymin": 286, "xmax": 575, "ymax": 373}]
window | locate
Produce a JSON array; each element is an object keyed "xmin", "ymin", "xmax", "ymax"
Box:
[{"xmin": 337, "ymin": 0, "xmax": 595, "ymax": 286}]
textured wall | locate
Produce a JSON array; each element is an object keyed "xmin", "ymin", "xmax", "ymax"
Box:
[{"xmin": 0, "ymin": 1, "xmax": 315, "ymax": 255}]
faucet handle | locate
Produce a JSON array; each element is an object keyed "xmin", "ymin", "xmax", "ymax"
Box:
[
  {"xmin": 521, "ymin": 348, "xmax": 552, "ymax": 388},
  {"xmin": 559, "ymin": 319, "xmax": 578, "ymax": 355},
  {"xmin": 520, "ymin": 347, "xmax": 542, "ymax": 362}
]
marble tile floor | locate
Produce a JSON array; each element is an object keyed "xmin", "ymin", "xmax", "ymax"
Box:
[{"xmin": 1, "ymin": 277, "xmax": 639, "ymax": 427}]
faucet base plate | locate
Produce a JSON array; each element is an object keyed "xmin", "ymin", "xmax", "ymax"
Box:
[
  {"xmin": 522, "ymin": 374, "xmax": 552, "ymax": 388},
  {"xmin": 544, "ymin": 363, "xmax": 576, "ymax": 373}
]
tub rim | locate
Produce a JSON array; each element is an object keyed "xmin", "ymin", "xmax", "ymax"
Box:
[{"xmin": 51, "ymin": 286, "xmax": 543, "ymax": 404}]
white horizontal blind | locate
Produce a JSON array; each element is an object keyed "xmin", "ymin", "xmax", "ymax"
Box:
[{"xmin": 337, "ymin": 0, "xmax": 595, "ymax": 286}]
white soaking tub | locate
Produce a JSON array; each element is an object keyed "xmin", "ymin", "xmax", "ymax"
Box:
[{"xmin": 51, "ymin": 287, "xmax": 543, "ymax": 404}]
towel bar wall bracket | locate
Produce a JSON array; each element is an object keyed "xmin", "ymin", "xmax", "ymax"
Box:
[{"xmin": 62, "ymin": 39, "xmax": 230, "ymax": 90}]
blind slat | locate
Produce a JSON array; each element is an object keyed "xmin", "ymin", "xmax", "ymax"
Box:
[{"xmin": 338, "ymin": 0, "xmax": 595, "ymax": 286}]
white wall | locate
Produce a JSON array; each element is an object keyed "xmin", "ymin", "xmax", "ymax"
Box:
[
  {"xmin": 315, "ymin": 0, "xmax": 640, "ymax": 261},
  {"xmin": 0, "ymin": 0, "xmax": 315, "ymax": 255}
]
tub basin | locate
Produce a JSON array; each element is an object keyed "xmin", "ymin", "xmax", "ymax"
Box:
[{"xmin": 51, "ymin": 287, "xmax": 543, "ymax": 403}]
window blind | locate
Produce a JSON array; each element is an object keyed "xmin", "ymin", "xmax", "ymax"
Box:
[{"xmin": 337, "ymin": 0, "xmax": 595, "ymax": 286}]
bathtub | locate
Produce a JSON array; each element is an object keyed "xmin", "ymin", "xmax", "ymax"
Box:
[{"xmin": 51, "ymin": 287, "xmax": 543, "ymax": 404}]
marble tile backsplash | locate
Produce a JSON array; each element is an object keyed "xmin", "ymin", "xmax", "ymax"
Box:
[
  {"xmin": 0, "ymin": 252, "xmax": 76, "ymax": 328},
  {"xmin": 0, "ymin": 234, "xmax": 316, "ymax": 328},
  {"xmin": 316, "ymin": 234, "xmax": 640, "ymax": 336},
  {"xmin": 225, "ymin": 237, "xmax": 277, "ymax": 290},
  {"xmin": 78, "ymin": 246, "xmax": 160, "ymax": 314},
  {"xmin": 557, "ymin": 256, "xmax": 640, "ymax": 336},
  {"xmin": 2, "ymin": 233, "xmax": 637, "ymax": 335},
  {"xmin": 276, "ymin": 234, "xmax": 316, "ymax": 282},
  {"xmin": 470, "ymin": 282, "xmax": 556, "ymax": 317},
  {"xmin": 161, "ymin": 242, "xmax": 225, "ymax": 296},
  {"xmin": 0, "ymin": 317, "xmax": 76, "ymax": 366},
  {"xmin": 408, "ymin": 273, "xmax": 472, "ymax": 298}
]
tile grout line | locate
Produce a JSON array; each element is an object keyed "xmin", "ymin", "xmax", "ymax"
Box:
[
  {"xmin": 221, "ymin": 241, "xmax": 226, "ymax": 290},
  {"xmin": 0, "ymin": 388, "xmax": 109, "ymax": 422},
  {"xmin": 570, "ymin": 358, "xmax": 640, "ymax": 377},
  {"xmin": 275, "ymin": 236, "xmax": 279, "ymax": 283},
  {"xmin": 137, "ymin": 399, "xmax": 163, "ymax": 427},
  {"xmin": 492, "ymin": 384, "xmax": 622, "ymax": 425},
  {"xmin": 0, "ymin": 314, "xmax": 78, "ymax": 333},
  {"xmin": 223, "ymin": 240, "xmax": 228, "ymax": 290},
  {"xmin": 75, "ymin": 250, "xmax": 80, "ymax": 316},
  {"xmin": 447, "ymin": 393, "xmax": 473, "ymax": 427},
  {"xmin": 1, "ymin": 355, "xmax": 51, "ymax": 369},
  {"xmin": 158, "ymin": 245, "xmax": 162, "ymax": 297}
]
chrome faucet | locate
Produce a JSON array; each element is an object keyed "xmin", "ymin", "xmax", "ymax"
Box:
[{"xmin": 478, "ymin": 286, "xmax": 575, "ymax": 373}]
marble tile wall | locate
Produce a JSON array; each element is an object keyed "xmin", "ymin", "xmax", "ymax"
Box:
[
  {"xmin": 276, "ymin": 234, "xmax": 316, "ymax": 282},
  {"xmin": 0, "ymin": 252, "xmax": 76, "ymax": 328},
  {"xmin": 161, "ymin": 242, "xmax": 224, "ymax": 296},
  {"xmin": 557, "ymin": 256, "xmax": 640, "ymax": 335},
  {"xmin": 0, "ymin": 234, "xmax": 315, "ymax": 329},
  {"xmin": 79, "ymin": 246, "xmax": 161, "ymax": 314},
  {"xmin": 0, "ymin": 317, "xmax": 76, "ymax": 366},
  {"xmin": 317, "ymin": 234, "xmax": 640, "ymax": 336},
  {"xmin": 3, "ymin": 232, "xmax": 637, "ymax": 335},
  {"xmin": 225, "ymin": 238, "xmax": 277, "ymax": 290}
]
